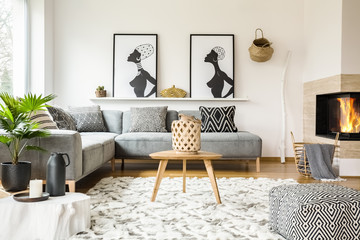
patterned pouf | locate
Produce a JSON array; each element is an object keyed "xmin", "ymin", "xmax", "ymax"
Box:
[{"xmin": 269, "ymin": 184, "xmax": 360, "ymax": 240}]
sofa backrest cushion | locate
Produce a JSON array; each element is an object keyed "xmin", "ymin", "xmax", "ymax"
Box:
[
  {"xmin": 178, "ymin": 110, "xmax": 201, "ymax": 120},
  {"xmin": 166, "ymin": 110, "xmax": 178, "ymax": 131},
  {"xmin": 122, "ymin": 110, "xmax": 178, "ymax": 133},
  {"xmin": 102, "ymin": 110, "xmax": 123, "ymax": 134},
  {"xmin": 122, "ymin": 111, "xmax": 131, "ymax": 133}
]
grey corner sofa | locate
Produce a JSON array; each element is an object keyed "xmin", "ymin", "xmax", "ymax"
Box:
[{"xmin": 0, "ymin": 110, "xmax": 262, "ymax": 192}]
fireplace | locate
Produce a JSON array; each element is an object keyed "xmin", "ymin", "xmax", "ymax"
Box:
[{"xmin": 316, "ymin": 92, "xmax": 360, "ymax": 140}]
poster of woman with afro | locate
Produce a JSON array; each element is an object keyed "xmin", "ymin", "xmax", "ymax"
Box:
[{"xmin": 113, "ymin": 34, "xmax": 157, "ymax": 98}]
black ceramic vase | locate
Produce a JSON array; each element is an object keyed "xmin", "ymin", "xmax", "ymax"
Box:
[
  {"xmin": 1, "ymin": 161, "xmax": 31, "ymax": 191},
  {"xmin": 46, "ymin": 152, "xmax": 70, "ymax": 196}
]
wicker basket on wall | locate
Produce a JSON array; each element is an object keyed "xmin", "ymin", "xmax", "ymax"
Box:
[
  {"xmin": 248, "ymin": 28, "xmax": 274, "ymax": 62},
  {"xmin": 172, "ymin": 114, "xmax": 201, "ymax": 154}
]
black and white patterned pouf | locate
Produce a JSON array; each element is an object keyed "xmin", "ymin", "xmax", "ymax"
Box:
[{"xmin": 269, "ymin": 184, "xmax": 360, "ymax": 240}]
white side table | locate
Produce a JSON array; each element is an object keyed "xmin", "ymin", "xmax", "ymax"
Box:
[{"xmin": 0, "ymin": 192, "xmax": 90, "ymax": 240}]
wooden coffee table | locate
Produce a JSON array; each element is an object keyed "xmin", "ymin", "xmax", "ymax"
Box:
[{"xmin": 149, "ymin": 150, "xmax": 223, "ymax": 204}]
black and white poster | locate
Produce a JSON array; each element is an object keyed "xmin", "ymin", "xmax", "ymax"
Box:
[
  {"xmin": 113, "ymin": 34, "xmax": 157, "ymax": 98},
  {"xmin": 190, "ymin": 34, "xmax": 234, "ymax": 98}
]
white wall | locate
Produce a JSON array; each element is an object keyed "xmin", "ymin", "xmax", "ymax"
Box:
[
  {"xmin": 51, "ymin": 0, "xmax": 305, "ymax": 157},
  {"xmin": 303, "ymin": 0, "xmax": 342, "ymax": 82}
]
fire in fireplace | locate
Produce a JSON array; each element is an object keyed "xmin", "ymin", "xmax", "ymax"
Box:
[{"xmin": 316, "ymin": 92, "xmax": 360, "ymax": 140}]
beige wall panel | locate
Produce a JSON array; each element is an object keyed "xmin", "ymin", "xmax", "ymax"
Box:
[
  {"xmin": 341, "ymin": 74, "xmax": 360, "ymax": 92},
  {"xmin": 304, "ymin": 75, "xmax": 341, "ymax": 96},
  {"xmin": 303, "ymin": 100, "xmax": 316, "ymax": 115}
]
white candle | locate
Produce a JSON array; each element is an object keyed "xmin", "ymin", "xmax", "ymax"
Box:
[{"xmin": 29, "ymin": 179, "xmax": 43, "ymax": 198}]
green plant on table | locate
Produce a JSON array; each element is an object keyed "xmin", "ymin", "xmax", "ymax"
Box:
[{"xmin": 0, "ymin": 92, "xmax": 56, "ymax": 165}]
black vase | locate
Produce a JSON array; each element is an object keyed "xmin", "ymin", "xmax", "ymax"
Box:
[{"xmin": 1, "ymin": 161, "xmax": 31, "ymax": 191}]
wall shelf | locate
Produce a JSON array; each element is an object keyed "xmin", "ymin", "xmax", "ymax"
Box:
[{"xmin": 90, "ymin": 97, "xmax": 249, "ymax": 102}]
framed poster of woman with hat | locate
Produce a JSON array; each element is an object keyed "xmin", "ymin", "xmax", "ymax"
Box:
[
  {"xmin": 190, "ymin": 34, "xmax": 234, "ymax": 98},
  {"xmin": 113, "ymin": 34, "xmax": 158, "ymax": 98}
]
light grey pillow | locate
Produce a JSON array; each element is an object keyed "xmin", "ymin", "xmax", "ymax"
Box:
[
  {"xmin": 67, "ymin": 105, "xmax": 106, "ymax": 132},
  {"xmin": 130, "ymin": 106, "xmax": 168, "ymax": 132}
]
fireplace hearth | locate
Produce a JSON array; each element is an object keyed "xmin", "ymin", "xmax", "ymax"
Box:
[{"xmin": 316, "ymin": 92, "xmax": 360, "ymax": 140}]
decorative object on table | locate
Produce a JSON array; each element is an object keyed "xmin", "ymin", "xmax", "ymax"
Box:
[
  {"xmin": 290, "ymin": 131, "xmax": 340, "ymax": 178},
  {"xmin": 13, "ymin": 192, "xmax": 50, "ymax": 202},
  {"xmin": 29, "ymin": 179, "xmax": 43, "ymax": 198},
  {"xmin": 160, "ymin": 85, "xmax": 187, "ymax": 98},
  {"xmin": 0, "ymin": 93, "xmax": 56, "ymax": 191},
  {"xmin": 190, "ymin": 34, "xmax": 235, "ymax": 99},
  {"xmin": 95, "ymin": 86, "xmax": 106, "ymax": 97},
  {"xmin": 71, "ymin": 176, "xmax": 297, "ymax": 239},
  {"xmin": 171, "ymin": 114, "xmax": 201, "ymax": 154},
  {"xmin": 46, "ymin": 152, "xmax": 70, "ymax": 196},
  {"xmin": 248, "ymin": 28, "xmax": 274, "ymax": 62},
  {"xmin": 113, "ymin": 34, "xmax": 158, "ymax": 98}
]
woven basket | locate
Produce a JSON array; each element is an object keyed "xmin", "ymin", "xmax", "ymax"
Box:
[
  {"xmin": 172, "ymin": 114, "xmax": 201, "ymax": 154},
  {"xmin": 95, "ymin": 90, "xmax": 106, "ymax": 97},
  {"xmin": 290, "ymin": 131, "xmax": 340, "ymax": 177},
  {"xmin": 248, "ymin": 28, "xmax": 274, "ymax": 62}
]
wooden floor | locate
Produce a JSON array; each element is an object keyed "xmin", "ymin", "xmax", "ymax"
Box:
[{"xmin": 75, "ymin": 158, "xmax": 360, "ymax": 193}]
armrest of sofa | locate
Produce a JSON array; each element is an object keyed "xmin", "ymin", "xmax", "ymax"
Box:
[{"xmin": 35, "ymin": 130, "xmax": 83, "ymax": 181}]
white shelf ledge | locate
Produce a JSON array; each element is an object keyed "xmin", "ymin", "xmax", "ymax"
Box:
[{"xmin": 90, "ymin": 97, "xmax": 249, "ymax": 102}]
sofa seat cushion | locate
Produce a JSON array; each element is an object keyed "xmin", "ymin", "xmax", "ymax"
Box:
[
  {"xmin": 115, "ymin": 131, "xmax": 261, "ymax": 159},
  {"xmin": 115, "ymin": 132, "xmax": 172, "ymax": 158},
  {"xmin": 80, "ymin": 132, "xmax": 117, "ymax": 175},
  {"xmin": 201, "ymin": 131, "xmax": 262, "ymax": 159}
]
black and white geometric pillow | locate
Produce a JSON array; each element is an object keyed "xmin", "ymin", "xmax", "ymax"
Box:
[
  {"xmin": 46, "ymin": 106, "xmax": 77, "ymax": 131},
  {"xmin": 199, "ymin": 106, "xmax": 238, "ymax": 132},
  {"xmin": 68, "ymin": 105, "xmax": 107, "ymax": 132}
]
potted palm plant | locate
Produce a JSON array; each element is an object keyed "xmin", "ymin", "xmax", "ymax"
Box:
[{"xmin": 0, "ymin": 92, "xmax": 56, "ymax": 191}]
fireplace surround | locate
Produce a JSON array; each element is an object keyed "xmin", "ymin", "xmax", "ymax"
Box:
[{"xmin": 304, "ymin": 74, "xmax": 360, "ymax": 176}]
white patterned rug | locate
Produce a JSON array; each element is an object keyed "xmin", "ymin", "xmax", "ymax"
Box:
[{"xmin": 70, "ymin": 177, "xmax": 297, "ymax": 240}]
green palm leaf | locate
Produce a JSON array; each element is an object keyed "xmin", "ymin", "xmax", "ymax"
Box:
[
  {"xmin": 0, "ymin": 135, "xmax": 12, "ymax": 146},
  {"xmin": 20, "ymin": 93, "xmax": 56, "ymax": 113}
]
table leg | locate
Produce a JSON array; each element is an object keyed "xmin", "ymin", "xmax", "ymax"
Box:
[
  {"xmin": 183, "ymin": 159, "xmax": 186, "ymax": 193},
  {"xmin": 151, "ymin": 159, "xmax": 168, "ymax": 202},
  {"xmin": 203, "ymin": 159, "xmax": 222, "ymax": 204}
]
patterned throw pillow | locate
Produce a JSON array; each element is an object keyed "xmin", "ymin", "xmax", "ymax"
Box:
[
  {"xmin": 47, "ymin": 106, "xmax": 77, "ymax": 130},
  {"xmin": 199, "ymin": 106, "xmax": 238, "ymax": 132},
  {"xmin": 130, "ymin": 106, "xmax": 168, "ymax": 132},
  {"xmin": 30, "ymin": 110, "xmax": 58, "ymax": 129},
  {"xmin": 67, "ymin": 105, "xmax": 106, "ymax": 132}
]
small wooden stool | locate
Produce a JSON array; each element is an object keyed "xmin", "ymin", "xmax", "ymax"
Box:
[{"xmin": 149, "ymin": 150, "xmax": 223, "ymax": 204}]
